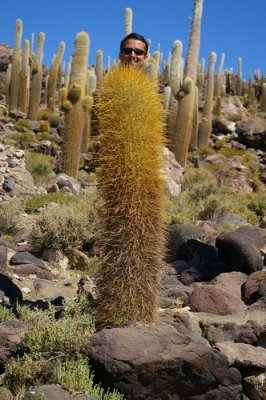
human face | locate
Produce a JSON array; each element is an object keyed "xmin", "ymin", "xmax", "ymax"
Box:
[{"xmin": 119, "ymin": 39, "xmax": 147, "ymax": 67}]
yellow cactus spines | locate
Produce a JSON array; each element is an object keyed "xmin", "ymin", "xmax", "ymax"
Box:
[
  {"xmin": 62, "ymin": 32, "xmax": 90, "ymax": 178},
  {"xmin": 9, "ymin": 19, "xmax": 23, "ymax": 113},
  {"xmin": 47, "ymin": 41, "xmax": 66, "ymax": 110},
  {"xmin": 95, "ymin": 67, "xmax": 166, "ymax": 328},
  {"xmin": 17, "ymin": 39, "xmax": 30, "ymax": 115},
  {"xmin": 28, "ymin": 32, "xmax": 45, "ymax": 120}
]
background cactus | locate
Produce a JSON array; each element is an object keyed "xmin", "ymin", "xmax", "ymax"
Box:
[
  {"xmin": 95, "ymin": 67, "xmax": 165, "ymax": 327},
  {"xmin": 198, "ymin": 51, "xmax": 217, "ymax": 147},
  {"xmin": 17, "ymin": 39, "xmax": 30, "ymax": 115},
  {"xmin": 236, "ymin": 57, "xmax": 242, "ymax": 96},
  {"xmin": 260, "ymin": 82, "xmax": 266, "ymax": 112},
  {"xmin": 47, "ymin": 41, "xmax": 66, "ymax": 110},
  {"xmin": 172, "ymin": 0, "xmax": 203, "ymax": 167},
  {"xmin": 27, "ymin": 32, "xmax": 45, "ymax": 120},
  {"xmin": 214, "ymin": 53, "xmax": 225, "ymax": 97},
  {"xmin": 9, "ymin": 19, "xmax": 22, "ymax": 113},
  {"xmin": 167, "ymin": 40, "xmax": 182, "ymax": 142},
  {"xmin": 124, "ymin": 7, "xmax": 133, "ymax": 36},
  {"xmin": 61, "ymin": 31, "xmax": 90, "ymax": 178},
  {"xmin": 95, "ymin": 49, "xmax": 103, "ymax": 89}
]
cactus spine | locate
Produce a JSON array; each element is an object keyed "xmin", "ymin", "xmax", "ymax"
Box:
[
  {"xmin": 62, "ymin": 32, "xmax": 90, "ymax": 178},
  {"xmin": 96, "ymin": 67, "xmax": 165, "ymax": 327},
  {"xmin": 47, "ymin": 41, "xmax": 66, "ymax": 110},
  {"xmin": 27, "ymin": 32, "xmax": 45, "ymax": 120},
  {"xmin": 124, "ymin": 7, "xmax": 133, "ymax": 36},
  {"xmin": 9, "ymin": 19, "xmax": 22, "ymax": 113},
  {"xmin": 198, "ymin": 51, "xmax": 216, "ymax": 147},
  {"xmin": 17, "ymin": 39, "xmax": 30, "ymax": 115},
  {"xmin": 172, "ymin": 0, "xmax": 203, "ymax": 166}
]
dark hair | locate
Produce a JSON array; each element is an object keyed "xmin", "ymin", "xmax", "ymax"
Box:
[{"xmin": 120, "ymin": 33, "xmax": 148, "ymax": 55}]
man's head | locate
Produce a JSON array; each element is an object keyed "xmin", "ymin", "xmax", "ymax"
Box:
[{"xmin": 119, "ymin": 33, "xmax": 148, "ymax": 67}]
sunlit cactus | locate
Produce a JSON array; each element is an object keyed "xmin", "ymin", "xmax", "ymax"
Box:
[
  {"xmin": 236, "ymin": 57, "xmax": 242, "ymax": 96},
  {"xmin": 95, "ymin": 49, "xmax": 103, "ymax": 89},
  {"xmin": 9, "ymin": 19, "xmax": 22, "ymax": 113},
  {"xmin": 95, "ymin": 67, "xmax": 166, "ymax": 328},
  {"xmin": 198, "ymin": 51, "xmax": 217, "ymax": 147},
  {"xmin": 124, "ymin": 7, "xmax": 133, "ymax": 36},
  {"xmin": 27, "ymin": 32, "xmax": 45, "ymax": 120},
  {"xmin": 172, "ymin": 0, "xmax": 204, "ymax": 167},
  {"xmin": 62, "ymin": 31, "xmax": 90, "ymax": 178},
  {"xmin": 17, "ymin": 39, "xmax": 30, "ymax": 115},
  {"xmin": 167, "ymin": 40, "xmax": 182, "ymax": 142},
  {"xmin": 47, "ymin": 41, "xmax": 66, "ymax": 110}
]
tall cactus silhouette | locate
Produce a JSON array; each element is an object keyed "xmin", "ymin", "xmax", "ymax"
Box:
[
  {"xmin": 172, "ymin": 0, "xmax": 203, "ymax": 166},
  {"xmin": 9, "ymin": 19, "xmax": 22, "ymax": 113},
  {"xmin": 27, "ymin": 32, "xmax": 45, "ymax": 120},
  {"xmin": 95, "ymin": 67, "xmax": 165, "ymax": 327},
  {"xmin": 47, "ymin": 41, "xmax": 66, "ymax": 110},
  {"xmin": 17, "ymin": 39, "xmax": 30, "ymax": 115},
  {"xmin": 198, "ymin": 51, "xmax": 216, "ymax": 147},
  {"xmin": 260, "ymin": 83, "xmax": 266, "ymax": 112},
  {"xmin": 61, "ymin": 32, "xmax": 90, "ymax": 178}
]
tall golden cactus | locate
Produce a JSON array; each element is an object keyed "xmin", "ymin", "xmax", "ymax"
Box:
[
  {"xmin": 172, "ymin": 0, "xmax": 203, "ymax": 166},
  {"xmin": 47, "ymin": 41, "xmax": 66, "ymax": 110},
  {"xmin": 27, "ymin": 32, "xmax": 45, "ymax": 120},
  {"xmin": 17, "ymin": 39, "xmax": 30, "ymax": 115},
  {"xmin": 9, "ymin": 19, "xmax": 22, "ymax": 113},
  {"xmin": 198, "ymin": 51, "xmax": 217, "ymax": 147},
  {"xmin": 61, "ymin": 32, "xmax": 90, "ymax": 178},
  {"xmin": 95, "ymin": 67, "xmax": 166, "ymax": 327}
]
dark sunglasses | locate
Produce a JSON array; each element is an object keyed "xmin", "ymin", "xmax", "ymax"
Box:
[{"xmin": 122, "ymin": 47, "xmax": 146, "ymax": 56}]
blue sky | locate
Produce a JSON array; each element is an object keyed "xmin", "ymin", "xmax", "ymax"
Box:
[{"xmin": 1, "ymin": 0, "xmax": 265, "ymax": 80}]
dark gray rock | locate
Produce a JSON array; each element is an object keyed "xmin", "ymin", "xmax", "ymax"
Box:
[
  {"xmin": 0, "ymin": 273, "xmax": 22, "ymax": 303},
  {"xmin": 177, "ymin": 239, "xmax": 218, "ymax": 265},
  {"xmin": 88, "ymin": 324, "xmax": 229, "ymax": 399},
  {"xmin": 216, "ymin": 228, "xmax": 264, "ymax": 274},
  {"xmin": 242, "ymin": 271, "xmax": 266, "ymax": 305},
  {"xmin": 9, "ymin": 252, "xmax": 45, "ymax": 269}
]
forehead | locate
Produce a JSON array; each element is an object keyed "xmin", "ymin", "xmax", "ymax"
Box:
[{"xmin": 122, "ymin": 39, "xmax": 146, "ymax": 51}]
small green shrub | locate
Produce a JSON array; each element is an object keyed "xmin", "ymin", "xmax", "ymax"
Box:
[
  {"xmin": 48, "ymin": 113, "xmax": 62, "ymax": 127},
  {"xmin": 4, "ymin": 296, "xmax": 124, "ymax": 399},
  {"xmin": 16, "ymin": 118, "xmax": 31, "ymax": 129},
  {"xmin": 35, "ymin": 131, "xmax": 60, "ymax": 143},
  {"xmin": 165, "ymin": 192, "xmax": 200, "ymax": 225},
  {"xmin": 10, "ymin": 131, "xmax": 36, "ymax": 145},
  {"xmin": 25, "ymin": 151, "xmax": 53, "ymax": 177},
  {"xmin": 0, "ymin": 305, "xmax": 15, "ymax": 322},
  {"xmin": 245, "ymin": 191, "xmax": 266, "ymax": 218},
  {"xmin": 37, "ymin": 108, "xmax": 52, "ymax": 121},
  {"xmin": 25, "ymin": 192, "xmax": 79, "ymax": 213},
  {"xmin": 30, "ymin": 189, "xmax": 100, "ymax": 252},
  {"xmin": 0, "ymin": 200, "xmax": 23, "ymax": 234},
  {"xmin": 182, "ymin": 168, "xmax": 218, "ymax": 201}
]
